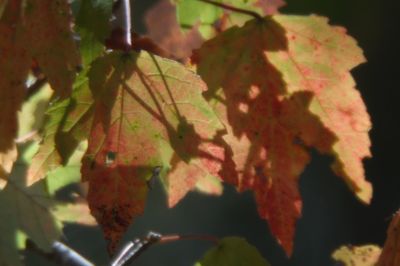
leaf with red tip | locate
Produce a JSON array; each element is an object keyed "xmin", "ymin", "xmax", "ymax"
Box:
[
  {"xmin": 81, "ymin": 51, "xmax": 223, "ymax": 253},
  {"xmin": 268, "ymin": 15, "xmax": 372, "ymax": 203},
  {"xmin": 193, "ymin": 15, "xmax": 371, "ymax": 256}
]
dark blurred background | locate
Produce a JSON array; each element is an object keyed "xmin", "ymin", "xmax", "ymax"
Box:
[{"xmin": 27, "ymin": 0, "xmax": 400, "ymax": 265}]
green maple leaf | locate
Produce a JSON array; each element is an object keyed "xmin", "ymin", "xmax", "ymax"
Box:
[
  {"xmin": 81, "ymin": 51, "xmax": 224, "ymax": 253},
  {"xmin": 75, "ymin": 0, "xmax": 113, "ymax": 66},
  {"xmin": 0, "ymin": 144, "xmax": 61, "ymax": 266},
  {"xmin": 172, "ymin": 0, "xmax": 283, "ymax": 38},
  {"xmin": 195, "ymin": 237, "xmax": 270, "ymax": 266},
  {"xmin": 27, "ymin": 71, "xmax": 94, "ymax": 185}
]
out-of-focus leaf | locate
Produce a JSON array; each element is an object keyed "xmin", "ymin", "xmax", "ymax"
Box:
[
  {"xmin": 22, "ymin": 0, "xmax": 81, "ymax": 98},
  {"xmin": 195, "ymin": 237, "xmax": 270, "ymax": 266},
  {"xmin": 0, "ymin": 145, "xmax": 17, "ymax": 189},
  {"xmin": 145, "ymin": 0, "xmax": 203, "ymax": 62},
  {"xmin": 377, "ymin": 211, "xmax": 400, "ymax": 266},
  {"xmin": 75, "ymin": 0, "xmax": 113, "ymax": 65},
  {"xmin": 193, "ymin": 15, "xmax": 371, "ymax": 256},
  {"xmin": 255, "ymin": 0, "xmax": 286, "ymax": 15},
  {"xmin": 1, "ymin": 83, "xmax": 52, "ymax": 188},
  {"xmin": 17, "ymin": 83, "xmax": 53, "ymax": 138},
  {"xmin": 173, "ymin": 0, "xmax": 223, "ymax": 38},
  {"xmin": 53, "ymin": 201, "xmax": 96, "ymax": 226},
  {"xmin": 0, "ymin": 0, "xmax": 7, "ymax": 18},
  {"xmin": 332, "ymin": 245, "xmax": 381, "ymax": 266},
  {"xmin": 172, "ymin": 0, "xmax": 284, "ymax": 39},
  {"xmin": 81, "ymin": 51, "xmax": 224, "ymax": 253},
  {"xmin": 0, "ymin": 0, "xmax": 30, "ymax": 152},
  {"xmin": 0, "ymin": 144, "xmax": 61, "ymax": 266},
  {"xmin": 0, "ymin": 0, "xmax": 80, "ymax": 159}
]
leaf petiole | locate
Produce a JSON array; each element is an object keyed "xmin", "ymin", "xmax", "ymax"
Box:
[{"xmin": 196, "ymin": 0, "xmax": 263, "ymax": 20}]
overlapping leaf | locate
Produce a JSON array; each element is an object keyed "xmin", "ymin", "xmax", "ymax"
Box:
[
  {"xmin": 27, "ymin": 0, "xmax": 112, "ymax": 185},
  {"xmin": 193, "ymin": 15, "xmax": 371, "ymax": 255},
  {"xmin": 172, "ymin": 0, "xmax": 284, "ymax": 38},
  {"xmin": 75, "ymin": 0, "xmax": 113, "ymax": 66},
  {"xmin": 0, "ymin": 0, "xmax": 79, "ymax": 178},
  {"xmin": 27, "ymin": 73, "xmax": 94, "ymax": 185},
  {"xmin": 0, "ymin": 145, "xmax": 61, "ymax": 266},
  {"xmin": 81, "ymin": 51, "xmax": 224, "ymax": 253},
  {"xmin": 267, "ymin": 15, "xmax": 372, "ymax": 202},
  {"xmin": 195, "ymin": 237, "xmax": 270, "ymax": 266},
  {"xmin": 0, "ymin": 0, "xmax": 30, "ymax": 153},
  {"xmin": 22, "ymin": 0, "xmax": 80, "ymax": 97},
  {"xmin": 255, "ymin": 0, "xmax": 286, "ymax": 15},
  {"xmin": 145, "ymin": 0, "xmax": 203, "ymax": 62}
]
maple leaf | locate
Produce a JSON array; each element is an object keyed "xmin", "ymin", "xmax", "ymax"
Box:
[
  {"xmin": 0, "ymin": 0, "xmax": 79, "ymax": 160},
  {"xmin": 81, "ymin": 51, "xmax": 224, "ymax": 253},
  {"xmin": 0, "ymin": 146, "xmax": 61, "ymax": 266},
  {"xmin": 193, "ymin": 15, "xmax": 371, "ymax": 256},
  {"xmin": 255, "ymin": 0, "xmax": 286, "ymax": 15},
  {"xmin": 21, "ymin": 0, "xmax": 80, "ymax": 98},
  {"xmin": 267, "ymin": 15, "xmax": 372, "ymax": 202},
  {"xmin": 26, "ymin": 98, "xmax": 68, "ymax": 185},
  {"xmin": 27, "ymin": 70, "xmax": 94, "ymax": 185},
  {"xmin": 0, "ymin": 145, "xmax": 17, "ymax": 189},
  {"xmin": 75, "ymin": 0, "xmax": 113, "ymax": 66},
  {"xmin": 0, "ymin": 0, "xmax": 30, "ymax": 152},
  {"xmin": 376, "ymin": 210, "xmax": 400, "ymax": 266},
  {"xmin": 172, "ymin": 0, "xmax": 284, "ymax": 39},
  {"xmin": 145, "ymin": 0, "xmax": 203, "ymax": 62},
  {"xmin": 26, "ymin": 0, "xmax": 113, "ymax": 186},
  {"xmin": 195, "ymin": 237, "xmax": 270, "ymax": 266},
  {"xmin": 332, "ymin": 245, "xmax": 381, "ymax": 266}
]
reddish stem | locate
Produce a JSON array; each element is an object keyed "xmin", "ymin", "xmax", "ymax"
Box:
[
  {"xmin": 159, "ymin": 234, "xmax": 220, "ymax": 245},
  {"xmin": 197, "ymin": 0, "xmax": 263, "ymax": 20}
]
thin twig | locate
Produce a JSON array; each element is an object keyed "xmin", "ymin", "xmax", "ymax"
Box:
[
  {"xmin": 159, "ymin": 234, "xmax": 219, "ymax": 245},
  {"xmin": 197, "ymin": 0, "xmax": 263, "ymax": 20},
  {"xmin": 121, "ymin": 0, "xmax": 132, "ymax": 49},
  {"xmin": 111, "ymin": 232, "xmax": 219, "ymax": 266}
]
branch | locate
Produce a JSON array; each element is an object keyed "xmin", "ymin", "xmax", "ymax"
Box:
[
  {"xmin": 107, "ymin": 0, "xmax": 132, "ymax": 50},
  {"xmin": 121, "ymin": 0, "xmax": 132, "ymax": 48},
  {"xmin": 159, "ymin": 234, "xmax": 219, "ymax": 244},
  {"xmin": 110, "ymin": 232, "xmax": 219, "ymax": 266},
  {"xmin": 197, "ymin": 0, "xmax": 263, "ymax": 20}
]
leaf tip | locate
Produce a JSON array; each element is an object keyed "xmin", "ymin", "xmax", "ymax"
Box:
[{"xmin": 355, "ymin": 180, "xmax": 373, "ymax": 204}]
